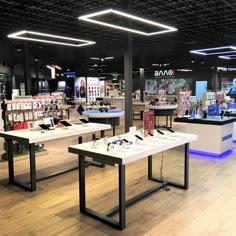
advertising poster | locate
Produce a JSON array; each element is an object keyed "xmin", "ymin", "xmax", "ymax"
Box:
[
  {"xmin": 145, "ymin": 78, "xmax": 192, "ymax": 95},
  {"xmin": 74, "ymin": 77, "xmax": 86, "ymax": 101},
  {"xmin": 87, "ymin": 77, "xmax": 100, "ymax": 101},
  {"xmin": 143, "ymin": 110, "xmax": 154, "ymax": 137}
]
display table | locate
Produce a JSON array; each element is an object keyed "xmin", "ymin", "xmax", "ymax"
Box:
[
  {"xmin": 106, "ymin": 97, "xmax": 125, "ymax": 110},
  {"xmin": 83, "ymin": 109, "xmax": 125, "ymax": 136},
  {"xmin": 0, "ymin": 123, "xmax": 111, "ymax": 191},
  {"xmin": 224, "ymin": 110, "xmax": 236, "ymax": 141},
  {"xmin": 174, "ymin": 117, "xmax": 236, "ymax": 156},
  {"xmin": 145, "ymin": 104, "xmax": 178, "ymax": 128},
  {"xmin": 132, "ymin": 102, "xmax": 146, "ymax": 120},
  {"xmin": 69, "ymin": 131, "xmax": 197, "ymax": 230}
]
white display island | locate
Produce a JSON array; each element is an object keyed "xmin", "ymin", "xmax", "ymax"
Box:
[
  {"xmin": 69, "ymin": 130, "xmax": 197, "ymax": 230},
  {"xmin": 175, "ymin": 117, "xmax": 236, "ymax": 156}
]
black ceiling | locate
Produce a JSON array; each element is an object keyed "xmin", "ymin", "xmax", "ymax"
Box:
[{"xmin": 0, "ymin": 0, "xmax": 236, "ymax": 69}]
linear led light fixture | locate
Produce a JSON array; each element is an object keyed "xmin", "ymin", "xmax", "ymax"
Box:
[
  {"xmin": 90, "ymin": 56, "xmax": 114, "ymax": 60},
  {"xmin": 78, "ymin": 9, "xmax": 177, "ymax": 36},
  {"xmin": 219, "ymin": 54, "xmax": 236, "ymax": 60},
  {"xmin": 190, "ymin": 46, "xmax": 236, "ymax": 56},
  {"xmin": 7, "ymin": 30, "xmax": 96, "ymax": 47}
]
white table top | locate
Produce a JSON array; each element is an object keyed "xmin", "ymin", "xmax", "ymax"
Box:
[
  {"xmin": 83, "ymin": 110, "xmax": 125, "ymax": 118},
  {"xmin": 145, "ymin": 104, "xmax": 178, "ymax": 110},
  {"xmin": 69, "ymin": 131, "xmax": 197, "ymax": 165},
  {"xmin": 0, "ymin": 123, "xmax": 111, "ymax": 144}
]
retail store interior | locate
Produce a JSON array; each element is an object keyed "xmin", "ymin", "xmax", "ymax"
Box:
[{"xmin": 1, "ymin": 1, "xmax": 236, "ymax": 235}]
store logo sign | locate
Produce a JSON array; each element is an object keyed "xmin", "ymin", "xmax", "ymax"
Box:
[{"xmin": 154, "ymin": 69, "xmax": 176, "ymax": 77}]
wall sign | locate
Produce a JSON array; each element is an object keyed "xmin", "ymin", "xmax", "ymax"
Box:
[{"xmin": 154, "ymin": 69, "xmax": 176, "ymax": 77}]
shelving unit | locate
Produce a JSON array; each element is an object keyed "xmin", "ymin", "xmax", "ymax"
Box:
[
  {"xmin": 177, "ymin": 91, "xmax": 191, "ymax": 116},
  {"xmin": 105, "ymin": 80, "xmax": 121, "ymax": 96}
]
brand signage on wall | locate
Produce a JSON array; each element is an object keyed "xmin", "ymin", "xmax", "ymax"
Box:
[{"xmin": 154, "ymin": 69, "xmax": 176, "ymax": 77}]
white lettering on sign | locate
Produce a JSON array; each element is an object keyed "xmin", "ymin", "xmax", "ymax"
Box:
[{"xmin": 154, "ymin": 69, "xmax": 176, "ymax": 77}]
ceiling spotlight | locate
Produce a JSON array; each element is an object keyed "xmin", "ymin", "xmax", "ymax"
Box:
[
  {"xmin": 191, "ymin": 58, "xmax": 195, "ymax": 63},
  {"xmin": 90, "ymin": 57, "xmax": 100, "ymax": 60},
  {"xmin": 17, "ymin": 48, "xmax": 21, "ymax": 52},
  {"xmin": 67, "ymin": 68, "xmax": 70, "ymax": 71},
  {"xmin": 101, "ymin": 58, "xmax": 104, "ymax": 62},
  {"xmin": 78, "ymin": 9, "xmax": 178, "ymax": 36},
  {"xmin": 34, "ymin": 58, "xmax": 38, "ymax": 62},
  {"xmin": 8, "ymin": 30, "xmax": 96, "ymax": 47},
  {"xmin": 200, "ymin": 59, "xmax": 204, "ymax": 64},
  {"xmin": 104, "ymin": 57, "xmax": 114, "ymax": 60}
]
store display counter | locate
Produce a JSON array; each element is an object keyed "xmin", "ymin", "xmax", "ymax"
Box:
[
  {"xmin": 146, "ymin": 104, "xmax": 178, "ymax": 128},
  {"xmin": 132, "ymin": 102, "xmax": 146, "ymax": 120},
  {"xmin": 0, "ymin": 123, "xmax": 111, "ymax": 191},
  {"xmin": 69, "ymin": 130, "xmax": 197, "ymax": 230},
  {"xmin": 174, "ymin": 117, "xmax": 236, "ymax": 156},
  {"xmin": 83, "ymin": 109, "xmax": 125, "ymax": 136},
  {"xmin": 106, "ymin": 97, "xmax": 125, "ymax": 110}
]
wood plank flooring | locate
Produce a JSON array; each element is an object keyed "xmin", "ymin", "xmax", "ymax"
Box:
[{"xmin": 1, "ymin": 113, "xmax": 236, "ymax": 235}]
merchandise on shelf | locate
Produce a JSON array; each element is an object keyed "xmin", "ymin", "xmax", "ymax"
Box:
[{"xmin": 177, "ymin": 91, "xmax": 191, "ymax": 116}]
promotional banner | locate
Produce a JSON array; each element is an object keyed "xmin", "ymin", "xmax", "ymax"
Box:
[
  {"xmin": 74, "ymin": 77, "xmax": 86, "ymax": 101},
  {"xmin": 143, "ymin": 110, "xmax": 154, "ymax": 137}
]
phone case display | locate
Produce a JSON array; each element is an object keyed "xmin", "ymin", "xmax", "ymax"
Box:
[
  {"xmin": 87, "ymin": 77, "xmax": 100, "ymax": 102},
  {"xmin": 177, "ymin": 91, "xmax": 191, "ymax": 116},
  {"xmin": 51, "ymin": 92, "xmax": 65, "ymax": 105},
  {"xmin": 202, "ymin": 92, "xmax": 216, "ymax": 107},
  {"xmin": 143, "ymin": 110, "xmax": 154, "ymax": 137}
]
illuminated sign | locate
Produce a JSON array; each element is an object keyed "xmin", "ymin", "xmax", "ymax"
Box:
[
  {"xmin": 217, "ymin": 67, "xmax": 236, "ymax": 71},
  {"xmin": 154, "ymin": 69, "xmax": 176, "ymax": 77}
]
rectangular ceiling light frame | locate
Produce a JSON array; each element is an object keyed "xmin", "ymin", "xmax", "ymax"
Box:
[
  {"xmin": 78, "ymin": 9, "xmax": 177, "ymax": 36},
  {"xmin": 219, "ymin": 54, "xmax": 236, "ymax": 60},
  {"xmin": 190, "ymin": 46, "xmax": 236, "ymax": 56},
  {"xmin": 8, "ymin": 30, "xmax": 96, "ymax": 47}
]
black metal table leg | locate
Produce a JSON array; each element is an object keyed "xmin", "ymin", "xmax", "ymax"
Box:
[
  {"xmin": 112, "ymin": 126, "xmax": 115, "ymax": 136},
  {"xmin": 118, "ymin": 164, "xmax": 126, "ymax": 230},
  {"xmin": 6, "ymin": 139, "xmax": 14, "ymax": 183},
  {"xmin": 170, "ymin": 115, "xmax": 172, "ymax": 128},
  {"xmin": 29, "ymin": 143, "xmax": 36, "ymax": 191},
  {"xmin": 184, "ymin": 143, "xmax": 189, "ymax": 189},
  {"xmin": 79, "ymin": 155, "xmax": 86, "ymax": 211},
  {"xmin": 148, "ymin": 155, "xmax": 152, "ymax": 180}
]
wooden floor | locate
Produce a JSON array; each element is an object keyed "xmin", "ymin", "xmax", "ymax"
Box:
[{"xmin": 1, "ymin": 112, "xmax": 236, "ymax": 236}]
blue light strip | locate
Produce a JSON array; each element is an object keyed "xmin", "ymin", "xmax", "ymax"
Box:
[{"xmin": 190, "ymin": 149, "xmax": 233, "ymax": 158}]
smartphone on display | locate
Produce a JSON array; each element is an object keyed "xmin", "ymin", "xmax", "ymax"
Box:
[
  {"xmin": 156, "ymin": 130, "xmax": 164, "ymax": 135},
  {"xmin": 166, "ymin": 128, "xmax": 175, "ymax": 133},
  {"xmin": 79, "ymin": 119, "xmax": 90, "ymax": 123},
  {"xmin": 134, "ymin": 135, "xmax": 143, "ymax": 140},
  {"xmin": 59, "ymin": 120, "xmax": 72, "ymax": 127},
  {"xmin": 38, "ymin": 124, "xmax": 50, "ymax": 130}
]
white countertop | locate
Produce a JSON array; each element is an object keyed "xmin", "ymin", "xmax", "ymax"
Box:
[
  {"xmin": 69, "ymin": 130, "xmax": 197, "ymax": 165},
  {"xmin": 0, "ymin": 123, "xmax": 111, "ymax": 144}
]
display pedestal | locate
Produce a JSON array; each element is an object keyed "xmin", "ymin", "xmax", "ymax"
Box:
[
  {"xmin": 175, "ymin": 117, "xmax": 236, "ymax": 156},
  {"xmin": 188, "ymin": 122, "xmax": 232, "ymax": 155}
]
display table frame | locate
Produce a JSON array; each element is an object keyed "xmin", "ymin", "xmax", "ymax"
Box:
[
  {"xmin": 69, "ymin": 131, "xmax": 197, "ymax": 230},
  {"xmin": 0, "ymin": 123, "xmax": 111, "ymax": 191}
]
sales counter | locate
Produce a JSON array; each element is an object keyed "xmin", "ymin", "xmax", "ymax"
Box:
[{"xmin": 174, "ymin": 116, "xmax": 236, "ymax": 156}]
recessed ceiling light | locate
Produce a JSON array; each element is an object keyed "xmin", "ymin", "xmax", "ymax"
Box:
[
  {"xmin": 190, "ymin": 46, "xmax": 236, "ymax": 56},
  {"xmin": 90, "ymin": 57, "xmax": 100, "ymax": 60},
  {"xmin": 78, "ymin": 9, "xmax": 177, "ymax": 36},
  {"xmin": 8, "ymin": 30, "xmax": 96, "ymax": 47}
]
